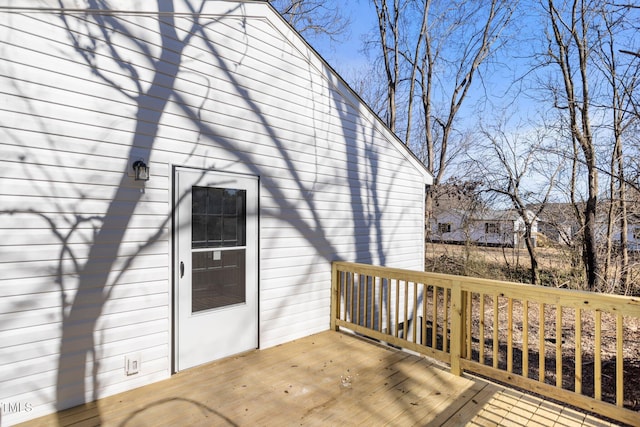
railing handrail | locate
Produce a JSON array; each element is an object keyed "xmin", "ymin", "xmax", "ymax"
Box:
[
  {"xmin": 334, "ymin": 261, "xmax": 639, "ymax": 315},
  {"xmin": 331, "ymin": 261, "xmax": 640, "ymax": 426}
]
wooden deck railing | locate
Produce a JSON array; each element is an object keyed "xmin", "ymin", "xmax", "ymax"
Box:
[{"xmin": 331, "ymin": 261, "xmax": 640, "ymax": 426}]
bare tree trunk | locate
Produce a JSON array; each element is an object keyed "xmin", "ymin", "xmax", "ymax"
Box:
[
  {"xmin": 421, "ymin": 27, "xmax": 435, "ymax": 225},
  {"xmin": 373, "ymin": 0, "xmax": 400, "ymax": 131},
  {"xmin": 584, "ymin": 174, "xmax": 599, "ymax": 290},
  {"xmin": 604, "ymin": 145, "xmax": 617, "ymax": 288},
  {"xmin": 546, "ymin": 0, "xmax": 599, "ymax": 290},
  {"xmin": 568, "ymin": 135, "xmax": 586, "ymax": 275},
  {"xmin": 618, "ymin": 147, "xmax": 630, "ymax": 293},
  {"xmin": 605, "ymin": 133, "xmax": 629, "ymax": 293},
  {"xmin": 522, "ymin": 221, "xmax": 539, "ymax": 285},
  {"xmin": 404, "ymin": 0, "xmax": 430, "ymax": 146}
]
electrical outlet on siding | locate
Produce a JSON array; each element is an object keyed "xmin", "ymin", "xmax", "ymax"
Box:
[{"xmin": 125, "ymin": 353, "xmax": 141, "ymax": 376}]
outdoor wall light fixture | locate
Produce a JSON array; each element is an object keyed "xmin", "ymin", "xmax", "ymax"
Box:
[{"xmin": 132, "ymin": 159, "xmax": 150, "ymax": 181}]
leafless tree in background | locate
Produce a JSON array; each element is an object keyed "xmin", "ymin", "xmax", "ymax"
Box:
[
  {"xmin": 270, "ymin": 0, "xmax": 350, "ymax": 43},
  {"xmin": 540, "ymin": 0, "xmax": 639, "ymax": 292},
  {"xmin": 371, "ymin": 0, "xmax": 402, "ymax": 132},
  {"xmin": 419, "ymin": 0, "xmax": 516, "ymax": 225},
  {"xmin": 542, "ymin": 0, "xmax": 601, "ymax": 290},
  {"xmin": 595, "ymin": 3, "xmax": 640, "ymax": 293},
  {"xmin": 366, "ymin": 0, "xmax": 517, "ymax": 230},
  {"xmin": 474, "ymin": 117, "xmax": 561, "ymax": 285},
  {"xmin": 271, "ymin": 0, "xmax": 640, "ymax": 293}
]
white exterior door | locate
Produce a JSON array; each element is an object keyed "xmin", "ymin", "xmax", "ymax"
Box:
[{"xmin": 174, "ymin": 168, "xmax": 258, "ymax": 371}]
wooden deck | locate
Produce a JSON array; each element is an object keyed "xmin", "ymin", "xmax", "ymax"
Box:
[{"xmin": 20, "ymin": 331, "xmax": 622, "ymax": 426}]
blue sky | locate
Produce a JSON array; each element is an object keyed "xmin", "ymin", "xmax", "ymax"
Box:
[
  {"xmin": 305, "ymin": 1, "xmax": 377, "ymax": 77},
  {"xmin": 303, "ymin": 1, "xmax": 528, "ymax": 114}
]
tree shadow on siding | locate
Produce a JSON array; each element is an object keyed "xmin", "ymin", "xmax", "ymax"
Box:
[
  {"xmin": 3, "ymin": 0, "xmax": 205, "ymax": 422},
  {"xmin": 48, "ymin": 1, "xmax": 196, "ymax": 421},
  {"xmin": 2, "ymin": 1, "xmax": 414, "ymax": 424}
]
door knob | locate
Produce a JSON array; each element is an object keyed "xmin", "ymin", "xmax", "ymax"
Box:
[{"xmin": 180, "ymin": 261, "xmax": 184, "ymax": 278}]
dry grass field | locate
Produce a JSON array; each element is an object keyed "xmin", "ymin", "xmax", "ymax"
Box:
[
  {"xmin": 425, "ymin": 242, "xmax": 640, "ymax": 295},
  {"xmin": 426, "ymin": 242, "xmax": 573, "ymax": 273}
]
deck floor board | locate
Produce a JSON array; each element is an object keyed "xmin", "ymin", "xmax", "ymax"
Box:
[{"xmin": 18, "ymin": 331, "xmax": 621, "ymax": 426}]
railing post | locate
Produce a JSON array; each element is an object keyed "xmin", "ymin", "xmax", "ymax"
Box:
[
  {"xmin": 330, "ymin": 262, "xmax": 339, "ymax": 331},
  {"xmin": 450, "ymin": 280, "xmax": 463, "ymax": 376}
]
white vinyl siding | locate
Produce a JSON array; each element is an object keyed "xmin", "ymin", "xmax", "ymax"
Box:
[{"xmin": 0, "ymin": 1, "xmax": 430, "ymax": 424}]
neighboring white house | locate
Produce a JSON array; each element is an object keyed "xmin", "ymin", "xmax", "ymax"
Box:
[
  {"xmin": 532, "ymin": 202, "xmax": 579, "ymax": 246},
  {"xmin": 430, "ymin": 209, "xmax": 537, "ymax": 248},
  {"xmin": 628, "ymin": 221, "xmax": 640, "ymax": 252},
  {"xmin": 0, "ymin": 1, "xmax": 432, "ymax": 424},
  {"xmin": 611, "ymin": 214, "xmax": 640, "ymax": 253}
]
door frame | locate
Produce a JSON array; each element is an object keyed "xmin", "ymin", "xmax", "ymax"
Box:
[{"xmin": 171, "ymin": 166, "xmax": 260, "ymax": 373}]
